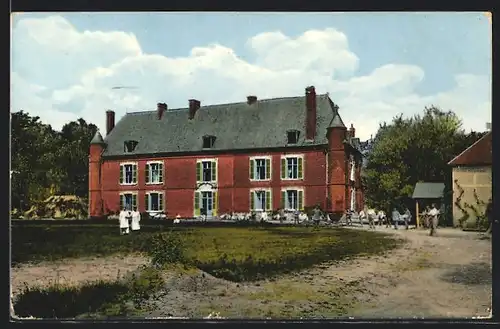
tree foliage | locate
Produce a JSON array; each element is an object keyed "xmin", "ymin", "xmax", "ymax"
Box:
[
  {"xmin": 363, "ymin": 106, "xmax": 486, "ymax": 221},
  {"xmin": 11, "ymin": 111, "xmax": 97, "ymax": 211}
]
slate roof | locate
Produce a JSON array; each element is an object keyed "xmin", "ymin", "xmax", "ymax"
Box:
[
  {"xmin": 448, "ymin": 131, "xmax": 492, "ymax": 166},
  {"xmin": 90, "ymin": 131, "xmax": 105, "ymax": 145},
  {"xmin": 102, "ymin": 93, "xmax": 359, "ymax": 157},
  {"xmin": 412, "ymin": 182, "xmax": 445, "ymax": 199}
]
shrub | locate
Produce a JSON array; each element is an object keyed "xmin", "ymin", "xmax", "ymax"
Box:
[{"xmin": 146, "ymin": 231, "xmax": 186, "ymax": 267}]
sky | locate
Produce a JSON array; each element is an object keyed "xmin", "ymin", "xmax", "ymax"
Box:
[{"xmin": 11, "ymin": 12, "xmax": 491, "ymax": 141}]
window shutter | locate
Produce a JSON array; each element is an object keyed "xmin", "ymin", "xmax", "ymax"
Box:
[
  {"xmin": 298, "ymin": 157, "xmax": 303, "ymax": 179},
  {"xmin": 281, "ymin": 158, "xmax": 286, "ymax": 179},
  {"xmin": 145, "ymin": 193, "xmax": 149, "ymax": 212},
  {"xmin": 250, "ymin": 191, "xmax": 255, "ymax": 211},
  {"xmin": 194, "ymin": 192, "xmax": 200, "ymax": 216},
  {"xmin": 265, "ymin": 158, "xmax": 271, "ymax": 180},
  {"xmin": 266, "ymin": 190, "xmax": 272, "ymax": 211},
  {"xmin": 132, "ymin": 165, "xmax": 137, "ymax": 183},
  {"xmin": 159, "ymin": 193, "xmax": 164, "ymax": 211},
  {"xmin": 159, "ymin": 163, "xmax": 163, "ymax": 183},
  {"xmin": 249, "ymin": 159, "xmax": 255, "ymax": 180},
  {"xmin": 196, "ymin": 162, "xmax": 201, "ymax": 182},
  {"xmin": 119, "ymin": 194, "xmax": 124, "ymax": 210},
  {"xmin": 298, "ymin": 190, "xmax": 304, "ymax": 211},
  {"xmin": 212, "ymin": 192, "xmax": 218, "ymax": 216},
  {"xmin": 120, "ymin": 166, "xmax": 124, "ymax": 184},
  {"xmin": 132, "ymin": 194, "xmax": 137, "ymax": 211},
  {"xmin": 145, "ymin": 164, "xmax": 150, "ymax": 183},
  {"xmin": 211, "ymin": 161, "xmax": 217, "ymax": 181},
  {"xmin": 281, "ymin": 191, "xmax": 286, "ymax": 209}
]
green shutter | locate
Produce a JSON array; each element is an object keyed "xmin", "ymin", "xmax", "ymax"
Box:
[
  {"xmin": 281, "ymin": 191, "xmax": 286, "ymax": 209},
  {"xmin": 132, "ymin": 194, "xmax": 137, "ymax": 211},
  {"xmin": 119, "ymin": 194, "xmax": 124, "ymax": 210},
  {"xmin": 298, "ymin": 190, "xmax": 304, "ymax": 211},
  {"xmin": 212, "ymin": 192, "xmax": 218, "ymax": 216},
  {"xmin": 250, "ymin": 191, "xmax": 255, "ymax": 211},
  {"xmin": 159, "ymin": 163, "xmax": 163, "ymax": 183},
  {"xmin": 132, "ymin": 165, "xmax": 137, "ymax": 183},
  {"xmin": 211, "ymin": 161, "xmax": 216, "ymax": 181},
  {"xmin": 266, "ymin": 190, "xmax": 271, "ymax": 211},
  {"xmin": 250, "ymin": 159, "xmax": 255, "ymax": 180},
  {"xmin": 196, "ymin": 162, "xmax": 201, "ymax": 182},
  {"xmin": 120, "ymin": 166, "xmax": 124, "ymax": 184},
  {"xmin": 194, "ymin": 192, "xmax": 200, "ymax": 216},
  {"xmin": 265, "ymin": 158, "xmax": 271, "ymax": 180},
  {"xmin": 298, "ymin": 157, "xmax": 303, "ymax": 179},
  {"xmin": 159, "ymin": 193, "xmax": 164, "ymax": 211},
  {"xmin": 281, "ymin": 158, "xmax": 286, "ymax": 179},
  {"xmin": 145, "ymin": 194, "xmax": 149, "ymax": 211},
  {"xmin": 145, "ymin": 164, "xmax": 150, "ymax": 183}
]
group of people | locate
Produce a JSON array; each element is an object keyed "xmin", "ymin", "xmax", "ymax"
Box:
[{"xmin": 119, "ymin": 207, "xmax": 141, "ymax": 235}]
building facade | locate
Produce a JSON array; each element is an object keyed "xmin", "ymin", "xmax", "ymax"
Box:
[
  {"xmin": 89, "ymin": 86, "xmax": 364, "ymax": 218},
  {"xmin": 448, "ymin": 131, "xmax": 492, "ymax": 227}
]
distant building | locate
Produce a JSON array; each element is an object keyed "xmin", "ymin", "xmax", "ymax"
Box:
[
  {"xmin": 88, "ymin": 86, "xmax": 365, "ymax": 219},
  {"xmin": 448, "ymin": 131, "xmax": 492, "ymax": 227}
]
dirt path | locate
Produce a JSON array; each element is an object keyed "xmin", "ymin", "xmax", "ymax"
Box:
[{"xmin": 140, "ymin": 227, "xmax": 492, "ymax": 319}]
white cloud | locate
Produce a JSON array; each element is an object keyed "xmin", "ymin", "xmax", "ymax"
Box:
[{"xmin": 11, "ymin": 15, "xmax": 491, "ymax": 141}]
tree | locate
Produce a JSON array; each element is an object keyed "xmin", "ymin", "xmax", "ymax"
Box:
[
  {"xmin": 362, "ymin": 106, "xmax": 486, "ymax": 223},
  {"xmin": 11, "ymin": 111, "xmax": 98, "ymax": 211}
]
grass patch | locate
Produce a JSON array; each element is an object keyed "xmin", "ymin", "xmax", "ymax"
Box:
[
  {"xmin": 12, "ymin": 225, "xmax": 401, "ymax": 282},
  {"xmin": 13, "ymin": 266, "xmax": 165, "ymax": 319}
]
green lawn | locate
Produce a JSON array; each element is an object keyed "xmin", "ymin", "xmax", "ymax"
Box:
[{"xmin": 12, "ymin": 223, "xmax": 402, "ymax": 318}]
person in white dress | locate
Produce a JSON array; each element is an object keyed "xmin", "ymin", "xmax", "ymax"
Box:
[
  {"xmin": 131, "ymin": 210, "xmax": 141, "ymax": 232},
  {"xmin": 119, "ymin": 208, "xmax": 130, "ymax": 235}
]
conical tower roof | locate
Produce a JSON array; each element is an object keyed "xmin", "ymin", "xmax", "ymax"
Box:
[{"xmin": 90, "ymin": 130, "xmax": 105, "ymax": 145}]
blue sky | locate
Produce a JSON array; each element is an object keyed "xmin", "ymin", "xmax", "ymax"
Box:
[{"xmin": 11, "ymin": 12, "xmax": 491, "ymax": 140}]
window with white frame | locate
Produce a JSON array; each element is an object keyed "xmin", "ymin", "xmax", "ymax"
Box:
[
  {"xmin": 145, "ymin": 191, "xmax": 164, "ymax": 212},
  {"xmin": 281, "ymin": 189, "xmax": 304, "ymax": 211},
  {"xmin": 120, "ymin": 163, "xmax": 138, "ymax": 185},
  {"xmin": 119, "ymin": 192, "xmax": 138, "ymax": 211},
  {"xmin": 146, "ymin": 161, "xmax": 164, "ymax": 184},
  {"xmin": 250, "ymin": 157, "xmax": 271, "ymax": 181},
  {"xmin": 196, "ymin": 159, "xmax": 217, "ymax": 182},
  {"xmin": 281, "ymin": 155, "xmax": 304, "ymax": 180},
  {"xmin": 250, "ymin": 189, "xmax": 272, "ymax": 211}
]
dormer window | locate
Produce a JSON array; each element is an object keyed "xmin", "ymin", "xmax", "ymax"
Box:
[
  {"xmin": 287, "ymin": 130, "xmax": 300, "ymax": 145},
  {"xmin": 202, "ymin": 135, "xmax": 216, "ymax": 149},
  {"xmin": 124, "ymin": 140, "xmax": 138, "ymax": 153}
]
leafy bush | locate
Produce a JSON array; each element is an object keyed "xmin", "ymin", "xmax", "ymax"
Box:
[{"xmin": 146, "ymin": 231, "xmax": 186, "ymax": 267}]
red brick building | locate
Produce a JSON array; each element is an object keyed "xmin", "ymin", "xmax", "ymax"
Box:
[{"xmin": 89, "ymin": 86, "xmax": 364, "ymax": 218}]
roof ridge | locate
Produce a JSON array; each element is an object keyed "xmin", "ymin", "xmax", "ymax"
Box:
[{"xmin": 124, "ymin": 93, "xmax": 329, "ymax": 115}]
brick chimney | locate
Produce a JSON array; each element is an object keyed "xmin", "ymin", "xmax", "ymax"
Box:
[
  {"xmin": 247, "ymin": 95, "xmax": 257, "ymax": 105},
  {"xmin": 305, "ymin": 86, "xmax": 317, "ymax": 140},
  {"xmin": 157, "ymin": 102, "xmax": 167, "ymax": 120},
  {"xmin": 349, "ymin": 123, "xmax": 355, "ymax": 137},
  {"xmin": 188, "ymin": 99, "xmax": 201, "ymax": 120},
  {"xmin": 106, "ymin": 110, "xmax": 115, "ymax": 136}
]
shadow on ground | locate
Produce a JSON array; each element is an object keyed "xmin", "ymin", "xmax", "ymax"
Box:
[{"xmin": 440, "ymin": 262, "xmax": 492, "ymax": 286}]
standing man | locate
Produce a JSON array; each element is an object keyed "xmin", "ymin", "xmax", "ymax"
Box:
[
  {"xmin": 312, "ymin": 205, "xmax": 322, "ymax": 226},
  {"xmin": 392, "ymin": 207, "xmax": 400, "ymax": 230},
  {"xmin": 428, "ymin": 203, "xmax": 440, "ymax": 236},
  {"xmin": 131, "ymin": 209, "xmax": 141, "ymax": 232},
  {"xmin": 119, "ymin": 207, "xmax": 130, "ymax": 235},
  {"xmin": 403, "ymin": 207, "xmax": 411, "ymax": 230}
]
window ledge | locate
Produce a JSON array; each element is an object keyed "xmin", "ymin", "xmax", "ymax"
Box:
[
  {"xmin": 281, "ymin": 178, "xmax": 304, "ymax": 181},
  {"xmin": 120, "ymin": 183, "xmax": 138, "ymax": 186},
  {"xmin": 145, "ymin": 182, "xmax": 164, "ymax": 185},
  {"xmin": 250, "ymin": 179, "xmax": 271, "ymax": 182}
]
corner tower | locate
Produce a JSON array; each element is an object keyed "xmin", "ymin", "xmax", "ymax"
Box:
[
  {"xmin": 89, "ymin": 130, "xmax": 105, "ymax": 217},
  {"xmin": 326, "ymin": 103, "xmax": 348, "ymax": 214}
]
